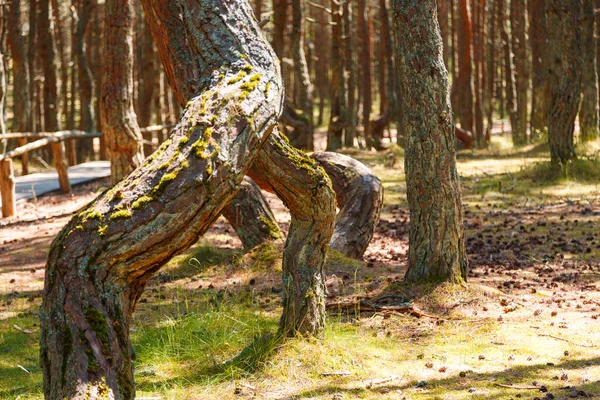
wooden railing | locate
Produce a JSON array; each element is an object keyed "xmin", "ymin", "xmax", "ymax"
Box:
[{"xmin": 0, "ymin": 125, "xmax": 173, "ymax": 218}]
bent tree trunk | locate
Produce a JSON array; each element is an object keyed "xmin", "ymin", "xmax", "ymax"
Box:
[
  {"xmin": 392, "ymin": 0, "xmax": 468, "ymax": 283},
  {"xmin": 239, "ymin": 152, "xmax": 383, "ymax": 260},
  {"xmin": 221, "ymin": 176, "xmax": 284, "ymax": 249},
  {"xmin": 41, "ymin": 2, "xmax": 284, "ymax": 399}
]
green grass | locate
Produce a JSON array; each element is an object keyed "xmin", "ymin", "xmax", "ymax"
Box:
[{"xmin": 1, "ymin": 136, "xmax": 600, "ymax": 399}]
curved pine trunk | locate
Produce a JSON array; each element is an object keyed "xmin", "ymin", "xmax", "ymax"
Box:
[
  {"xmin": 392, "ymin": 0, "xmax": 468, "ymax": 284},
  {"xmin": 41, "ymin": 2, "xmax": 285, "ymax": 398}
]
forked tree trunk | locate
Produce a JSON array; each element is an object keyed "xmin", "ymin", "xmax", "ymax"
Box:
[
  {"xmin": 101, "ymin": 0, "xmax": 144, "ymax": 185},
  {"xmin": 221, "ymin": 177, "xmax": 284, "ymax": 249},
  {"xmin": 41, "ymin": 2, "xmax": 334, "ymax": 398},
  {"xmin": 579, "ymin": 0, "xmax": 599, "ymax": 142},
  {"xmin": 393, "ymin": 0, "xmax": 468, "ymax": 283},
  {"xmin": 547, "ymin": 0, "xmax": 582, "ymax": 167}
]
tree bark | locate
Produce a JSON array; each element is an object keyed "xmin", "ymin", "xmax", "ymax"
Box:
[
  {"xmin": 579, "ymin": 0, "xmax": 599, "ymax": 142},
  {"xmin": 343, "ymin": 0, "xmax": 358, "ymax": 148},
  {"xmin": 547, "ymin": 1, "xmax": 582, "ymax": 167},
  {"xmin": 41, "ymin": 1, "xmax": 333, "ymax": 398},
  {"xmin": 101, "ymin": 0, "xmax": 144, "ymax": 186},
  {"xmin": 221, "ymin": 177, "xmax": 284, "ymax": 250},
  {"xmin": 392, "ymin": 0, "xmax": 468, "ymax": 283},
  {"xmin": 510, "ymin": 0, "xmax": 528, "ymax": 145},
  {"xmin": 437, "ymin": 0, "xmax": 450, "ymax": 69},
  {"xmin": 486, "ymin": 0, "xmax": 497, "ymax": 145},
  {"xmin": 528, "ymin": 0, "xmax": 550, "ymax": 142},
  {"xmin": 498, "ymin": 0, "xmax": 519, "ymax": 147},
  {"xmin": 451, "ymin": 0, "xmax": 474, "ymax": 135},
  {"xmin": 327, "ymin": 0, "xmax": 346, "ymax": 151},
  {"xmin": 358, "ymin": 0, "xmax": 372, "ymax": 144},
  {"xmin": 7, "ymin": 0, "xmax": 32, "ymax": 174},
  {"xmin": 138, "ymin": 17, "xmax": 156, "ymax": 155}
]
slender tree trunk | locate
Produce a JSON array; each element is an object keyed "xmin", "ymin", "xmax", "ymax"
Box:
[
  {"xmin": 547, "ymin": 0, "xmax": 582, "ymax": 167},
  {"xmin": 315, "ymin": 0, "xmax": 328, "ymax": 127},
  {"xmin": 39, "ymin": 0, "xmax": 70, "ymax": 193},
  {"xmin": 437, "ymin": 0, "xmax": 450, "ymax": 69},
  {"xmin": 579, "ymin": 0, "xmax": 599, "ymax": 142},
  {"xmin": 529, "ymin": 0, "xmax": 550, "ymax": 141},
  {"xmin": 29, "ymin": 0, "xmax": 38, "ymax": 136},
  {"xmin": 344, "ymin": 0, "xmax": 358, "ymax": 147},
  {"xmin": 510, "ymin": 0, "xmax": 528, "ymax": 145},
  {"xmin": 486, "ymin": 0, "xmax": 496, "ymax": 145},
  {"xmin": 76, "ymin": 0, "xmax": 97, "ymax": 162},
  {"xmin": 291, "ymin": 0, "xmax": 314, "ymax": 150},
  {"xmin": 451, "ymin": 0, "xmax": 474, "ymax": 135},
  {"xmin": 7, "ymin": 0, "xmax": 32, "ymax": 174},
  {"xmin": 0, "ymin": 7, "xmax": 6, "ymax": 138},
  {"xmin": 101, "ymin": 0, "xmax": 144, "ymax": 185},
  {"xmin": 138, "ymin": 18, "xmax": 156, "ymax": 155},
  {"xmin": 392, "ymin": 0, "xmax": 468, "ymax": 283},
  {"xmin": 358, "ymin": 0, "xmax": 372, "ymax": 144},
  {"xmin": 327, "ymin": 0, "xmax": 346, "ymax": 151},
  {"xmin": 472, "ymin": 0, "xmax": 484, "ymax": 147},
  {"xmin": 498, "ymin": 0, "xmax": 518, "ymax": 146}
]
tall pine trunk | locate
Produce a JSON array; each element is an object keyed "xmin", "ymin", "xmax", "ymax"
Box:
[
  {"xmin": 528, "ymin": 0, "xmax": 550, "ymax": 141},
  {"xmin": 510, "ymin": 0, "xmax": 528, "ymax": 145},
  {"xmin": 393, "ymin": 0, "xmax": 468, "ymax": 283},
  {"xmin": 579, "ymin": 0, "xmax": 599, "ymax": 142}
]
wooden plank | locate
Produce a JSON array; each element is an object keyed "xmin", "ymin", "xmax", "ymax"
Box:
[
  {"xmin": 0, "ymin": 124, "xmax": 173, "ymax": 140},
  {"xmin": 0, "ymin": 131, "xmax": 102, "ymax": 161},
  {"xmin": 0, "ymin": 159, "xmax": 16, "ymax": 217}
]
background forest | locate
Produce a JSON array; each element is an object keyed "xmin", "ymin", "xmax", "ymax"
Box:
[{"xmin": 0, "ymin": 0, "xmax": 600, "ymax": 400}]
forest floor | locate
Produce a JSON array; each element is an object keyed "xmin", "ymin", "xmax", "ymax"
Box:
[{"xmin": 1, "ymin": 135, "xmax": 600, "ymax": 399}]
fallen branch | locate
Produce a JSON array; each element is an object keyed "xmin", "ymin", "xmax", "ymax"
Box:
[
  {"xmin": 325, "ymin": 300, "xmax": 440, "ymax": 319},
  {"xmin": 365, "ymin": 375, "xmax": 400, "ymax": 388},
  {"xmin": 537, "ymin": 334, "xmax": 597, "ymax": 348},
  {"xmin": 494, "ymin": 383, "xmax": 539, "ymax": 390}
]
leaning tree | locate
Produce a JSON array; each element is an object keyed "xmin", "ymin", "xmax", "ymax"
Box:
[
  {"xmin": 392, "ymin": 0, "xmax": 468, "ymax": 283},
  {"xmin": 40, "ymin": 1, "xmax": 336, "ymax": 399}
]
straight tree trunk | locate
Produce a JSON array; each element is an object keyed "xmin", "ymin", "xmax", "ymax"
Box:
[
  {"xmin": 437, "ymin": 0, "xmax": 450, "ymax": 69},
  {"xmin": 510, "ymin": 0, "xmax": 528, "ymax": 145},
  {"xmin": 579, "ymin": 0, "xmax": 599, "ymax": 142},
  {"xmin": 327, "ymin": 0, "xmax": 346, "ymax": 151},
  {"xmin": 392, "ymin": 0, "xmax": 468, "ymax": 283},
  {"xmin": 291, "ymin": 0, "xmax": 314, "ymax": 150},
  {"xmin": 498, "ymin": 0, "xmax": 519, "ymax": 147},
  {"xmin": 39, "ymin": 0, "xmax": 70, "ymax": 193},
  {"xmin": 76, "ymin": 0, "xmax": 97, "ymax": 161},
  {"xmin": 472, "ymin": 0, "xmax": 484, "ymax": 147},
  {"xmin": 138, "ymin": 18, "xmax": 156, "ymax": 155},
  {"xmin": 101, "ymin": 0, "xmax": 144, "ymax": 185},
  {"xmin": 343, "ymin": 0, "xmax": 358, "ymax": 147},
  {"xmin": 529, "ymin": 0, "xmax": 550, "ymax": 141},
  {"xmin": 547, "ymin": 0, "xmax": 582, "ymax": 167},
  {"xmin": 451, "ymin": 0, "xmax": 474, "ymax": 135},
  {"xmin": 7, "ymin": 0, "xmax": 32, "ymax": 174},
  {"xmin": 358, "ymin": 0, "xmax": 372, "ymax": 144},
  {"xmin": 486, "ymin": 0, "xmax": 496, "ymax": 144}
]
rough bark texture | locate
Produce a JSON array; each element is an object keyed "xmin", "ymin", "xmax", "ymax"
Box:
[
  {"xmin": 233, "ymin": 152, "xmax": 383, "ymax": 259},
  {"xmin": 529, "ymin": 0, "xmax": 550, "ymax": 141},
  {"xmin": 7, "ymin": 0, "xmax": 31, "ymax": 174},
  {"xmin": 486, "ymin": 0, "xmax": 497, "ymax": 145},
  {"xmin": 579, "ymin": 0, "xmax": 599, "ymax": 142},
  {"xmin": 392, "ymin": 0, "xmax": 468, "ymax": 283},
  {"xmin": 510, "ymin": 0, "xmax": 528, "ymax": 145},
  {"xmin": 101, "ymin": 0, "xmax": 144, "ymax": 186},
  {"xmin": 312, "ymin": 152, "xmax": 383, "ymax": 259},
  {"xmin": 343, "ymin": 0, "xmax": 358, "ymax": 147},
  {"xmin": 138, "ymin": 18, "xmax": 156, "ymax": 154},
  {"xmin": 41, "ymin": 2, "xmax": 334, "ymax": 398},
  {"xmin": 248, "ymin": 133, "xmax": 335, "ymax": 336},
  {"xmin": 498, "ymin": 0, "xmax": 519, "ymax": 147},
  {"xmin": 327, "ymin": 0, "xmax": 346, "ymax": 151},
  {"xmin": 221, "ymin": 176, "xmax": 284, "ymax": 249},
  {"xmin": 358, "ymin": 0, "xmax": 372, "ymax": 143},
  {"xmin": 437, "ymin": 0, "xmax": 449, "ymax": 68},
  {"xmin": 76, "ymin": 0, "xmax": 97, "ymax": 161},
  {"xmin": 547, "ymin": 1, "xmax": 582, "ymax": 167},
  {"xmin": 291, "ymin": 0, "xmax": 314, "ymax": 150},
  {"xmin": 451, "ymin": 0, "xmax": 474, "ymax": 135}
]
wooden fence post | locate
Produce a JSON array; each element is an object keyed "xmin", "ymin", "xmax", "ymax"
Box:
[
  {"xmin": 0, "ymin": 159, "xmax": 16, "ymax": 218},
  {"xmin": 51, "ymin": 142, "xmax": 71, "ymax": 193}
]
